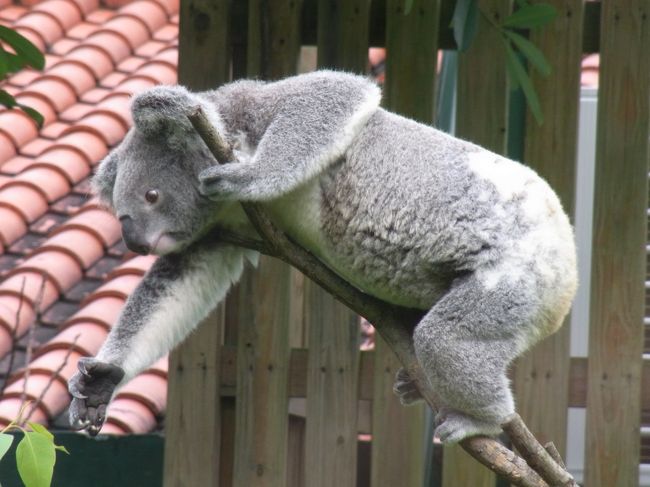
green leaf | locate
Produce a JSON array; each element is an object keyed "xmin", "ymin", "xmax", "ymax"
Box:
[
  {"xmin": 0, "ymin": 25, "xmax": 44, "ymax": 70},
  {"xmin": 0, "ymin": 433, "xmax": 14, "ymax": 462},
  {"xmin": 502, "ymin": 3, "xmax": 557, "ymax": 29},
  {"xmin": 16, "ymin": 432, "xmax": 56, "ymax": 487},
  {"xmin": 54, "ymin": 445, "xmax": 69, "ymax": 455},
  {"xmin": 27, "ymin": 423, "xmax": 53, "ymax": 441},
  {"xmin": 404, "ymin": 0, "xmax": 413, "ymax": 15},
  {"xmin": 0, "ymin": 90, "xmax": 17, "ymax": 108},
  {"xmin": 0, "ymin": 47, "xmax": 8, "ymax": 78},
  {"xmin": 504, "ymin": 30, "xmax": 551, "ymax": 76},
  {"xmin": 505, "ymin": 41, "xmax": 543, "ymax": 124},
  {"xmin": 451, "ymin": 0, "xmax": 479, "ymax": 52},
  {"xmin": 17, "ymin": 104, "xmax": 44, "ymax": 127}
]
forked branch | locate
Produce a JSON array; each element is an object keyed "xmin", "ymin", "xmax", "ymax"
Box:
[{"xmin": 187, "ymin": 106, "xmax": 577, "ymax": 487}]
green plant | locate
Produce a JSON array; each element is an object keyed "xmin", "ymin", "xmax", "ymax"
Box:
[
  {"xmin": 0, "ymin": 25, "xmax": 45, "ymax": 126},
  {"xmin": 0, "ymin": 403, "xmax": 69, "ymax": 487}
]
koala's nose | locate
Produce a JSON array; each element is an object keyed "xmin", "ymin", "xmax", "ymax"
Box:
[{"xmin": 119, "ymin": 216, "xmax": 151, "ymax": 255}]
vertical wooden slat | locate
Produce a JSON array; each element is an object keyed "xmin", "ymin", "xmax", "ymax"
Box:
[
  {"xmin": 287, "ymin": 416, "xmax": 306, "ymax": 487},
  {"xmin": 232, "ymin": 4, "xmax": 302, "ymax": 486},
  {"xmin": 372, "ymin": 3, "xmax": 439, "ymax": 486},
  {"xmin": 164, "ymin": 2, "xmax": 231, "ymax": 485},
  {"xmin": 232, "ymin": 259, "xmax": 292, "ymax": 486},
  {"xmin": 585, "ymin": 3, "xmax": 650, "ymax": 486},
  {"xmin": 513, "ymin": 0, "xmax": 583, "ymax": 459},
  {"xmin": 446, "ymin": 4, "xmax": 510, "ymax": 484},
  {"xmin": 303, "ymin": 6, "xmax": 368, "ymax": 487}
]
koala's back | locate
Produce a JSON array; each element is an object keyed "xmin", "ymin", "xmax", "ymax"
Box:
[{"xmin": 295, "ymin": 108, "xmax": 576, "ymax": 316}]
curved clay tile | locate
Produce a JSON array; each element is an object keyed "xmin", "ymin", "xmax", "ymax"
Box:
[
  {"xmin": 33, "ymin": 0, "xmax": 82, "ymax": 30},
  {"xmin": 0, "ymin": 295, "xmax": 36, "ymax": 354},
  {"xmin": 17, "ymin": 250, "xmax": 83, "ymax": 293},
  {"xmin": 0, "ymin": 133, "xmax": 16, "ymax": 164},
  {"xmin": 135, "ymin": 40, "xmax": 166, "ymax": 58},
  {"xmin": 56, "ymin": 130, "xmax": 107, "ymax": 163},
  {"xmin": 115, "ymin": 371, "xmax": 167, "ymax": 415},
  {"xmin": 104, "ymin": 397, "xmax": 156, "ymax": 433},
  {"xmin": 134, "ymin": 60, "xmax": 176, "ymax": 85},
  {"xmin": 36, "ymin": 321, "xmax": 107, "ymax": 357},
  {"xmin": 38, "ymin": 228, "xmax": 104, "ymax": 269},
  {"xmin": 84, "ymin": 8, "xmax": 114, "ymax": 24},
  {"xmin": 116, "ymin": 56, "xmax": 146, "ymax": 73},
  {"xmin": 2, "ymin": 372, "xmax": 70, "ymax": 419},
  {"xmin": 66, "ymin": 46, "xmax": 114, "ymax": 79},
  {"xmin": 90, "ymin": 273, "xmax": 142, "ymax": 301},
  {"xmin": 39, "ymin": 121, "xmax": 70, "ymax": 139},
  {"xmin": 0, "ymin": 5, "xmax": 28, "ymax": 22},
  {"xmin": 13, "ymin": 94, "xmax": 58, "ymax": 126},
  {"xmin": 0, "ymin": 184, "xmax": 49, "ymax": 222},
  {"xmin": 150, "ymin": 46, "xmax": 177, "ymax": 68},
  {"xmin": 0, "ymin": 110, "xmax": 39, "ymax": 148},
  {"xmin": 85, "ymin": 31, "xmax": 132, "ymax": 63},
  {"xmin": 0, "ymin": 271, "xmax": 59, "ymax": 309},
  {"xmin": 20, "ymin": 138, "xmax": 51, "ymax": 158},
  {"xmin": 119, "ymin": 1, "xmax": 168, "ymax": 33},
  {"xmin": 153, "ymin": 0, "xmax": 178, "ymax": 16},
  {"xmin": 107, "ymin": 255, "xmax": 156, "ymax": 279},
  {"xmin": 64, "ymin": 295, "xmax": 123, "ymax": 330},
  {"xmin": 24, "ymin": 78, "xmax": 77, "ymax": 113},
  {"xmin": 100, "ymin": 71, "xmax": 127, "ymax": 89},
  {"xmin": 59, "ymin": 103, "xmax": 95, "ymax": 123},
  {"xmin": 103, "ymin": 15, "xmax": 150, "ymax": 49},
  {"xmin": 50, "ymin": 38, "xmax": 80, "ymax": 56},
  {"xmin": 153, "ymin": 25, "xmax": 177, "ymax": 43},
  {"xmin": 15, "ymin": 167, "xmax": 71, "ymax": 202},
  {"xmin": 53, "ymin": 206, "xmax": 120, "ymax": 248},
  {"xmin": 13, "ymin": 25, "xmax": 45, "ymax": 52},
  {"xmin": 32, "ymin": 146, "xmax": 92, "ymax": 183},
  {"xmin": 0, "ymin": 207, "xmax": 28, "ymax": 247},
  {"xmin": 30, "ymin": 348, "xmax": 83, "ymax": 383},
  {"xmin": 71, "ymin": 112, "xmax": 127, "ymax": 146},
  {"xmin": 67, "ymin": 0, "xmax": 99, "ymax": 17},
  {"xmin": 79, "ymin": 86, "xmax": 111, "ymax": 104},
  {"xmin": 48, "ymin": 62, "xmax": 96, "ymax": 95},
  {"xmin": 112, "ymin": 76, "xmax": 156, "ymax": 96},
  {"xmin": 15, "ymin": 11, "xmax": 64, "ymax": 45},
  {"xmin": 7, "ymin": 68, "xmax": 40, "ymax": 87},
  {"xmin": 0, "ymin": 397, "xmax": 47, "ymax": 428},
  {"xmin": 1, "ymin": 156, "xmax": 35, "ymax": 176},
  {"xmin": 96, "ymin": 93, "xmax": 131, "ymax": 126}
]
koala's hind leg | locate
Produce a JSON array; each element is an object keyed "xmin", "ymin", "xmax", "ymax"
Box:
[{"xmin": 413, "ymin": 272, "xmax": 539, "ymax": 444}]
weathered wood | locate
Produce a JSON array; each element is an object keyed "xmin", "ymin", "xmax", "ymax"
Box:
[
  {"xmin": 164, "ymin": 2, "xmax": 231, "ymax": 484},
  {"xmin": 384, "ymin": 0, "xmax": 440, "ymax": 124},
  {"xmin": 163, "ymin": 307, "xmax": 225, "ymax": 487},
  {"xmin": 316, "ymin": 0, "xmax": 370, "ymax": 70},
  {"xmin": 371, "ymin": 336, "xmax": 427, "ymax": 487},
  {"xmin": 232, "ymin": 258, "xmax": 292, "ymax": 487},
  {"xmin": 585, "ymin": 3, "xmax": 650, "ymax": 486},
  {"xmin": 287, "ymin": 416, "xmax": 306, "ymax": 487},
  {"xmin": 449, "ymin": 3, "xmax": 510, "ymax": 484},
  {"xmin": 304, "ymin": 286, "xmax": 360, "ymax": 487},
  {"xmin": 513, "ymin": 0, "xmax": 583, "ymax": 458}
]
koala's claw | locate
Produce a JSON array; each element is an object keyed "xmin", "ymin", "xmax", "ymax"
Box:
[
  {"xmin": 68, "ymin": 358, "xmax": 124, "ymax": 436},
  {"xmin": 392, "ymin": 367, "xmax": 424, "ymax": 405}
]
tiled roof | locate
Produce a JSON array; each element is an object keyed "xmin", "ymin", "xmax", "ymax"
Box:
[{"xmin": 0, "ymin": 0, "xmax": 179, "ymax": 433}]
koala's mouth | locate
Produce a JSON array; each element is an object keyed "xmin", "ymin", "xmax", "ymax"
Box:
[{"xmin": 151, "ymin": 232, "xmax": 189, "ymax": 255}]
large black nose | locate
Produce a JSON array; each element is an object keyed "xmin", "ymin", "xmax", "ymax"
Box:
[{"xmin": 119, "ymin": 216, "xmax": 150, "ymax": 255}]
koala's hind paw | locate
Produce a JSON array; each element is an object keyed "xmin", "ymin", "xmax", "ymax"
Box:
[
  {"xmin": 434, "ymin": 409, "xmax": 502, "ymax": 444},
  {"xmin": 68, "ymin": 358, "xmax": 124, "ymax": 436},
  {"xmin": 392, "ymin": 367, "xmax": 424, "ymax": 405}
]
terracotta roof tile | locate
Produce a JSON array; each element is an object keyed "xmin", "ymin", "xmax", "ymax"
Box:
[
  {"xmin": 37, "ymin": 321, "xmax": 107, "ymax": 356},
  {"xmin": 2, "ymin": 156, "xmax": 35, "ymax": 175},
  {"xmin": 154, "ymin": 0, "xmax": 178, "ymax": 16},
  {"xmin": 15, "ymin": 250, "xmax": 84, "ymax": 293},
  {"xmin": 49, "ymin": 37, "xmax": 80, "ymax": 56},
  {"xmin": 79, "ymin": 86, "xmax": 112, "ymax": 104},
  {"xmin": 38, "ymin": 228, "xmax": 105, "ymax": 269},
  {"xmin": 104, "ymin": 16, "xmax": 150, "ymax": 49},
  {"xmin": 32, "ymin": 146, "xmax": 92, "ymax": 183},
  {"xmin": 120, "ymin": 1, "xmax": 167, "ymax": 32},
  {"xmin": 134, "ymin": 60, "xmax": 176, "ymax": 84},
  {"xmin": 0, "ymin": 398, "xmax": 47, "ymax": 427},
  {"xmin": 66, "ymin": 45, "xmax": 114, "ymax": 78},
  {"xmin": 0, "ymin": 110, "xmax": 39, "ymax": 148},
  {"xmin": 19, "ymin": 137, "xmax": 51, "ymax": 157},
  {"xmin": 70, "ymin": 112, "xmax": 127, "ymax": 146},
  {"xmin": 90, "ymin": 273, "xmax": 142, "ymax": 300},
  {"xmin": 15, "ymin": 12, "xmax": 65, "ymax": 45},
  {"xmin": 0, "ymin": 271, "xmax": 59, "ymax": 309},
  {"xmin": 152, "ymin": 24, "xmax": 177, "ymax": 43},
  {"xmin": 64, "ymin": 295, "xmax": 123, "ymax": 330},
  {"xmin": 24, "ymin": 78, "xmax": 77, "ymax": 112},
  {"xmin": 104, "ymin": 396, "xmax": 157, "ymax": 433},
  {"xmin": 84, "ymin": 8, "xmax": 114, "ymax": 24},
  {"xmin": 39, "ymin": 121, "xmax": 70, "ymax": 139},
  {"xmin": 0, "ymin": 184, "xmax": 49, "ymax": 222},
  {"xmin": 56, "ymin": 131, "xmax": 108, "ymax": 163},
  {"xmin": 13, "ymin": 93, "xmax": 58, "ymax": 125},
  {"xmin": 134, "ymin": 39, "xmax": 166, "ymax": 57},
  {"xmin": 0, "ymin": 207, "xmax": 28, "ymax": 246},
  {"xmin": 96, "ymin": 93, "xmax": 131, "ymax": 125},
  {"xmin": 107, "ymin": 255, "xmax": 156, "ymax": 278},
  {"xmin": 2, "ymin": 371, "xmax": 70, "ymax": 418},
  {"xmin": 85, "ymin": 31, "xmax": 131, "ymax": 63},
  {"xmin": 112, "ymin": 75, "xmax": 156, "ymax": 96},
  {"xmin": 59, "ymin": 102, "xmax": 95, "ymax": 122},
  {"xmin": 0, "ymin": 6, "xmax": 28, "ymax": 22},
  {"xmin": 48, "ymin": 61, "xmax": 96, "ymax": 94},
  {"xmin": 7, "ymin": 68, "xmax": 40, "ymax": 87},
  {"xmin": 116, "ymin": 55, "xmax": 146, "ymax": 72},
  {"xmin": 14, "ymin": 25, "xmax": 46, "ymax": 52},
  {"xmin": 33, "ymin": 0, "xmax": 83, "ymax": 29},
  {"xmin": 0, "ymin": 133, "xmax": 16, "ymax": 163},
  {"xmin": 115, "ymin": 369, "xmax": 167, "ymax": 414},
  {"xmin": 99, "ymin": 70, "xmax": 127, "ymax": 88},
  {"xmin": 14, "ymin": 166, "xmax": 71, "ymax": 201},
  {"xmin": 52, "ymin": 206, "xmax": 120, "ymax": 247}
]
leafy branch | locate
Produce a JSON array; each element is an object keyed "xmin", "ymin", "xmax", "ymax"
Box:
[
  {"xmin": 0, "ymin": 25, "xmax": 45, "ymax": 126},
  {"xmin": 450, "ymin": 0, "xmax": 557, "ymax": 124},
  {"xmin": 0, "ymin": 403, "xmax": 68, "ymax": 487}
]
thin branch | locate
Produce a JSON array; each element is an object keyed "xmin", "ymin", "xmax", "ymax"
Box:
[
  {"xmin": 0, "ymin": 277, "xmax": 27, "ymax": 396},
  {"xmin": 20, "ymin": 276, "xmax": 46, "ymax": 412},
  {"xmin": 186, "ymin": 106, "xmax": 576, "ymax": 487}
]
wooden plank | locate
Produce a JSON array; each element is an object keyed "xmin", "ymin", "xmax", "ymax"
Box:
[
  {"xmin": 287, "ymin": 416, "xmax": 306, "ymax": 487},
  {"xmin": 513, "ymin": 0, "xmax": 583, "ymax": 458},
  {"xmin": 371, "ymin": 337, "xmax": 427, "ymax": 487},
  {"xmin": 163, "ymin": 307, "xmax": 225, "ymax": 487},
  {"xmin": 446, "ymin": 3, "xmax": 510, "ymax": 484},
  {"xmin": 232, "ymin": 258, "xmax": 292, "ymax": 486},
  {"xmin": 585, "ymin": 3, "xmax": 650, "ymax": 486},
  {"xmin": 164, "ymin": 2, "xmax": 231, "ymax": 485},
  {"xmin": 300, "ymin": 6, "xmax": 368, "ymax": 487},
  {"xmin": 304, "ymin": 286, "xmax": 361, "ymax": 487},
  {"xmin": 370, "ymin": 2, "xmax": 437, "ymax": 486},
  {"xmin": 384, "ymin": 0, "xmax": 440, "ymax": 123}
]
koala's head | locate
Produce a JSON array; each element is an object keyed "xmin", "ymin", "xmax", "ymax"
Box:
[{"xmin": 93, "ymin": 85, "xmax": 224, "ymax": 256}]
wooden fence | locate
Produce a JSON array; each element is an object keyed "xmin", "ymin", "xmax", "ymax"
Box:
[{"xmin": 161, "ymin": 1, "xmax": 650, "ymax": 486}]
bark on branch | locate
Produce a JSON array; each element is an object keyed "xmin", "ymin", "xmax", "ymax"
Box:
[{"xmin": 187, "ymin": 106, "xmax": 577, "ymax": 487}]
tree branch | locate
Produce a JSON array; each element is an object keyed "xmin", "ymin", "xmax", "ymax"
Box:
[{"xmin": 187, "ymin": 106, "xmax": 577, "ymax": 487}]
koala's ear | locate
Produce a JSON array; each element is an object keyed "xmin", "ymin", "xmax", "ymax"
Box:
[
  {"xmin": 131, "ymin": 86, "xmax": 226, "ymax": 151},
  {"xmin": 92, "ymin": 151, "xmax": 118, "ymax": 208}
]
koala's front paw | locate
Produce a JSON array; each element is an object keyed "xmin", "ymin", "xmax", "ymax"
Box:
[
  {"xmin": 434, "ymin": 409, "xmax": 502, "ymax": 444},
  {"xmin": 392, "ymin": 367, "xmax": 424, "ymax": 405},
  {"xmin": 68, "ymin": 358, "xmax": 124, "ymax": 436},
  {"xmin": 198, "ymin": 163, "xmax": 255, "ymax": 200}
]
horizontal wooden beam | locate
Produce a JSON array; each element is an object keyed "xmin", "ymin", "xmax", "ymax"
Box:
[
  {"xmin": 217, "ymin": 347, "xmax": 646, "ymax": 411},
  {"xmin": 231, "ymin": 1, "xmax": 601, "ymax": 53}
]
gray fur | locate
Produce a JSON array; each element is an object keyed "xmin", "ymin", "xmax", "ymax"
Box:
[{"xmin": 70, "ymin": 70, "xmax": 577, "ymax": 442}]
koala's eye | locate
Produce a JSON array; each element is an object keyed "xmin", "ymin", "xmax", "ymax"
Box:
[{"xmin": 145, "ymin": 189, "xmax": 159, "ymax": 204}]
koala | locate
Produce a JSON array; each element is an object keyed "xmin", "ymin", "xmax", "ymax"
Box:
[{"xmin": 68, "ymin": 70, "xmax": 577, "ymax": 442}]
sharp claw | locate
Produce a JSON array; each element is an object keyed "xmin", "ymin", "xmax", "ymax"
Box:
[{"xmin": 78, "ymin": 360, "xmax": 92, "ymax": 377}]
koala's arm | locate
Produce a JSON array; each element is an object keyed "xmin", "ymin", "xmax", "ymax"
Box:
[
  {"xmin": 199, "ymin": 72, "xmax": 382, "ymax": 201},
  {"xmin": 68, "ymin": 243, "xmax": 254, "ymax": 434}
]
